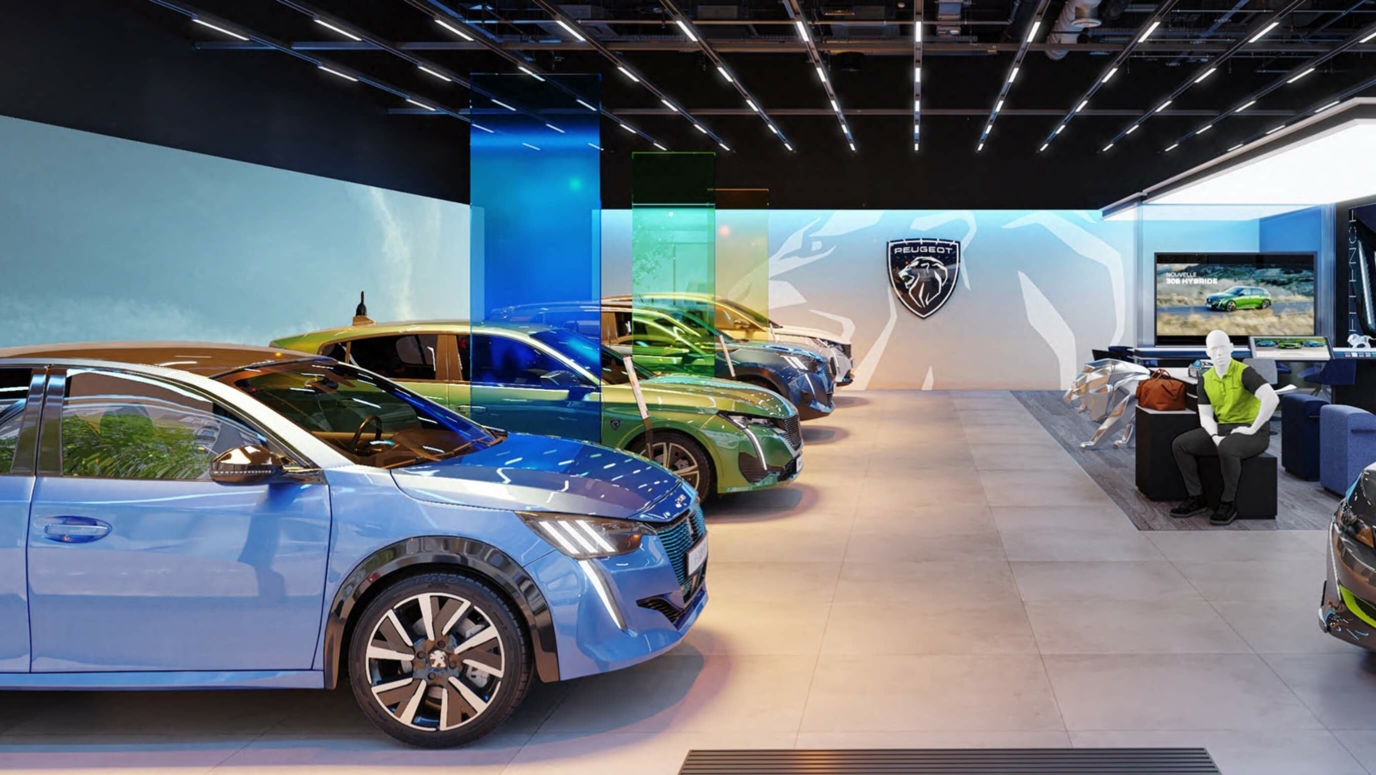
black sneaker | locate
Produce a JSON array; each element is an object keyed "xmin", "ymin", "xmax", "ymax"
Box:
[
  {"xmin": 1171, "ymin": 495, "xmax": 1209, "ymax": 518},
  {"xmin": 1211, "ymin": 501, "xmax": 1239, "ymax": 526}
]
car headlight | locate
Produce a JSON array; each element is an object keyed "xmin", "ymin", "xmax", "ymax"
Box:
[
  {"xmin": 720, "ymin": 411, "xmax": 775, "ymax": 428},
  {"xmin": 782, "ymin": 354, "xmax": 809, "ymax": 371},
  {"xmin": 519, "ymin": 512, "xmax": 652, "ymax": 559}
]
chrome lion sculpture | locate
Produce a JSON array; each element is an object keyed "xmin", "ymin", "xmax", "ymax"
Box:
[{"xmin": 1064, "ymin": 358, "xmax": 1151, "ymax": 449}]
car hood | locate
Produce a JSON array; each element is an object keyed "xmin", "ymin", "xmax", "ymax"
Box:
[
  {"xmin": 639, "ymin": 374, "xmax": 795, "ymax": 417},
  {"xmin": 771, "ymin": 324, "xmax": 850, "ymax": 346},
  {"xmin": 390, "ymin": 433, "xmax": 694, "ymax": 523}
]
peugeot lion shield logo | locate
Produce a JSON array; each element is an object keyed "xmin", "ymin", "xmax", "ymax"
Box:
[{"xmin": 888, "ymin": 238, "xmax": 961, "ymax": 319}]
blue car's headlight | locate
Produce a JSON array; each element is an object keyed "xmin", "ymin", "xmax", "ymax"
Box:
[{"xmin": 519, "ymin": 512, "xmax": 652, "ymax": 559}]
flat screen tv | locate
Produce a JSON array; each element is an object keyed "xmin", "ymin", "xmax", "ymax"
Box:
[{"xmin": 1155, "ymin": 252, "xmax": 1317, "ymax": 345}]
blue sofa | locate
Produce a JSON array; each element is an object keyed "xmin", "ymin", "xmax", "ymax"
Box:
[
  {"xmin": 1320, "ymin": 404, "xmax": 1376, "ymax": 494},
  {"xmin": 1281, "ymin": 393, "xmax": 1327, "ymax": 481}
]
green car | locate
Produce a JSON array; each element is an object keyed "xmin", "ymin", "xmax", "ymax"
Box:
[
  {"xmin": 1205, "ymin": 286, "xmax": 1273, "ymax": 312},
  {"xmin": 270, "ymin": 319, "xmax": 803, "ymax": 497}
]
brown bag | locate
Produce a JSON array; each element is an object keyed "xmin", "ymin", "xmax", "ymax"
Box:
[{"xmin": 1136, "ymin": 369, "xmax": 1188, "ymax": 411}]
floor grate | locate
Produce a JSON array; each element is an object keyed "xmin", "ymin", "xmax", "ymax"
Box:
[{"xmin": 679, "ymin": 748, "xmax": 1220, "ymax": 774}]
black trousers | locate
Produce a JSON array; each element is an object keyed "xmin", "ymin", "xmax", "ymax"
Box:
[{"xmin": 1171, "ymin": 423, "xmax": 1271, "ymax": 502}]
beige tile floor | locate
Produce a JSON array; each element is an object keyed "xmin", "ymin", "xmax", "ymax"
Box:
[{"xmin": 2, "ymin": 390, "xmax": 1373, "ymax": 774}]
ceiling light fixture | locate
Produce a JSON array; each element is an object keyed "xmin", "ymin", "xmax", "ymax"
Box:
[
  {"xmin": 1249, "ymin": 21, "xmax": 1280, "ymax": 44},
  {"xmin": 1288, "ymin": 67, "xmax": 1316, "ymax": 84},
  {"xmin": 719, "ymin": 142, "xmax": 730, "ymax": 151},
  {"xmin": 492, "ymin": 99, "xmax": 516, "ymax": 111},
  {"xmin": 914, "ymin": 66, "xmax": 921, "ymax": 82},
  {"xmin": 406, "ymin": 99, "xmax": 436, "ymax": 111},
  {"xmin": 661, "ymin": 99, "xmax": 679, "ymax": 112},
  {"xmin": 830, "ymin": 99, "xmax": 839, "ymax": 112},
  {"xmin": 587, "ymin": 142, "xmax": 602, "ymax": 150},
  {"xmin": 546, "ymin": 123, "xmax": 565, "ymax": 133},
  {"xmin": 1027, "ymin": 20, "xmax": 1041, "ymax": 42},
  {"xmin": 1315, "ymin": 100, "xmax": 1341, "ymax": 113},
  {"xmin": 815, "ymin": 66, "xmax": 826, "ymax": 83},
  {"xmin": 621, "ymin": 123, "xmax": 636, "ymax": 133},
  {"xmin": 418, "ymin": 65, "xmax": 451, "ymax": 82},
  {"xmin": 473, "ymin": 124, "xmax": 493, "ymax": 133},
  {"xmin": 1156, "ymin": 100, "xmax": 1173, "ymax": 113},
  {"xmin": 654, "ymin": 142, "xmax": 667, "ymax": 150},
  {"xmin": 768, "ymin": 124, "xmax": 779, "ymax": 134},
  {"xmin": 1197, "ymin": 124, "xmax": 1213, "ymax": 135},
  {"xmin": 1008, "ymin": 66, "xmax": 1020, "ymax": 83},
  {"xmin": 1237, "ymin": 99, "xmax": 1257, "ymax": 112},
  {"xmin": 747, "ymin": 100, "xmax": 760, "ymax": 113},
  {"xmin": 914, "ymin": 23, "xmax": 922, "ymax": 42},
  {"xmin": 1139, "ymin": 20, "xmax": 1162, "ymax": 42},
  {"xmin": 576, "ymin": 99, "xmax": 598, "ymax": 112},
  {"xmin": 434, "ymin": 18, "xmax": 473, "ymax": 41},
  {"xmin": 795, "ymin": 20, "xmax": 808, "ymax": 40},
  {"xmin": 318, "ymin": 65, "xmax": 357, "ymax": 82},
  {"xmin": 314, "ymin": 18, "xmax": 361, "ymax": 41},
  {"xmin": 1103, "ymin": 143, "xmax": 1114, "ymax": 151},
  {"xmin": 1054, "ymin": 125, "xmax": 1065, "ymax": 135},
  {"xmin": 1076, "ymin": 100, "xmax": 1088, "ymax": 113},
  {"xmin": 675, "ymin": 19, "xmax": 697, "ymax": 42},
  {"xmin": 977, "ymin": 142, "xmax": 985, "ymax": 152},
  {"xmin": 716, "ymin": 66, "xmax": 732, "ymax": 82},
  {"xmin": 191, "ymin": 18, "xmax": 249, "ymax": 41},
  {"xmin": 1039, "ymin": 143, "xmax": 1049, "ymax": 152},
  {"xmin": 1228, "ymin": 143, "xmax": 1245, "ymax": 152},
  {"xmin": 617, "ymin": 66, "xmax": 640, "ymax": 83},
  {"xmin": 1166, "ymin": 143, "xmax": 1179, "ymax": 151},
  {"xmin": 555, "ymin": 19, "xmax": 586, "ymax": 42},
  {"xmin": 1103, "ymin": 67, "xmax": 1119, "ymax": 84},
  {"xmin": 849, "ymin": 142, "xmax": 857, "ymax": 152},
  {"xmin": 995, "ymin": 99, "xmax": 1005, "ymax": 113},
  {"xmin": 522, "ymin": 143, "xmax": 540, "ymax": 151},
  {"xmin": 694, "ymin": 124, "xmax": 707, "ymax": 134},
  {"xmin": 1363, "ymin": 31, "xmax": 1376, "ymax": 44},
  {"xmin": 1195, "ymin": 67, "xmax": 1217, "ymax": 84},
  {"xmin": 1266, "ymin": 124, "xmax": 1286, "ymax": 135},
  {"xmin": 785, "ymin": 142, "xmax": 794, "ymax": 151},
  {"xmin": 518, "ymin": 66, "xmax": 545, "ymax": 82},
  {"xmin": 1126, "ymin": 124, "xmax": 1139, "ymax": 135}
]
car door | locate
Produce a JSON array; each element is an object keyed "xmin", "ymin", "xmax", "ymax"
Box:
[
  {"xmin": 466, "ymin": 332, "xmax": 600, "ymax": 441},
  {"xmin": 0, "ymin": 367, "xmax": 43, "ymax": 672},
  {"xmin": 26, "ymin": 368, "xmax": 331, "ymax": 672}
]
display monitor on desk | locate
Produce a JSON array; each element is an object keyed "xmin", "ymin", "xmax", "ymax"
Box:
[{"xmin": 1249, "ymin": 335, "xmax": 1331, "ymax": 361}]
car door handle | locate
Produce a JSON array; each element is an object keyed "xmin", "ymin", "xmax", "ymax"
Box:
[{"xmin": 41, "ymin": 516, "xmax": 112, "ymax": 544}]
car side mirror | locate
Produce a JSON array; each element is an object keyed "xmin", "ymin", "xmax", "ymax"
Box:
[{"xmin": 211, "ymin": 445, "xmax": 289, "ymax": 486}]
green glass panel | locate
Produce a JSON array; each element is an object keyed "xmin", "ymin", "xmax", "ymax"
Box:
[{"xmin": 631, "ymin": 152, "xmax": 716, "ymax": 378}]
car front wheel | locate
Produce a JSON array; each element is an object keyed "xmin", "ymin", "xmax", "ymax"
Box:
[
  {"xmin": 1225, "ymin": 301, "xmax": 1236, "ymax": 311},
  {"xmin": 348, "ymin": 573, "xmax": 531, "ymax": 748},
  {"xmin": 631, "ymin": 430, "xmax": 715, "ymax": 498},
  {"xmin": 1262, "ymin": 299, "xmax": 1272, "ymax": 309}
]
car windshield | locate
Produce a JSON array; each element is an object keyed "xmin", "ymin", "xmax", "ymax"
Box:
[
  {"xmin": 1230, "ymin": 287, "xmax": 1247, "ymax": 295},
  {"xmin": 218, "ymin": 360, "xmax": 498, "ymax": 469},
  {"xmin": 528, "ymin": 328, "xmax": 653, "ymax": 386},
  {"xmin": 719, "ymin": 299, "xmax": 776, "ymax": 329}
]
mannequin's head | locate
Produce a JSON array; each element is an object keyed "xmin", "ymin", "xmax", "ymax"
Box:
[{"xmin": 1205, "ymin": 330, "xmax": 1233, "ymax": 372}]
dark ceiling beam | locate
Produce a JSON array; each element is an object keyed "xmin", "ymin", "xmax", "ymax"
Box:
[
  {"xmin": 1100, "ymin": 0, "xmax": 1312, "ymax": 151},
  {"xmin": 523, "ymin": 0, "xmax": 730, "ymax": 150},
  {"xmin": 976, "ymin": 0, "xmax": 1057, "ymax": 152},
  {"xmin": 198, "ymin": 40, "xmax": 1376, "ymax": 55},
  {"xmin": 1038, "ymin": 0, "xmax": 1181, "ymax": 152},
  {"xmin": 145, "ymin": 0, "xmax": 475, "ymax": 123},
  {"xmin": 781, "ymin": 0, "xmax": 855, "ymax": 150},
  {"xmin": 1162, "ymin": 17, "xmax": 1376, "ymax": 152},
  {"xmin": 656, "ymin": 0, "xmax": 792, "ymax": 151}
]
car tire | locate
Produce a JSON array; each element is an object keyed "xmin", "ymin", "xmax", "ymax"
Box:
[
  {"xmin": 1225, "ymin": 301, "xmax": 1236, "ymax": 312},
  {"xmin": 347, "ymin": 572, "xmax": 532, "ymax": 749},
  {"xmin": 1262, "ymin": 299, "xmax": 1272, "ymax": 309},
  {"xmin": 631, "ymin": 429, "xmax": 715, "ymax": 498}
]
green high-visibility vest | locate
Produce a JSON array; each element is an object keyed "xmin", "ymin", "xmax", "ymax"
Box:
[{"xmin": 1202, "ymin": 360, "xmax": 1261, "ymax": 425}]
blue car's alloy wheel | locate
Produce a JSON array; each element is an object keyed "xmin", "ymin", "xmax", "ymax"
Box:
[{"xmin": 349, "ymin": 574, "xmax": 530, "ymax": 748}]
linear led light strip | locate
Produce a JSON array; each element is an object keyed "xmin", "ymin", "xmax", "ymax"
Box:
[
  {"xmin": 522, "ymin": 0, "xmax": 724, "ymax": 151},
  {"xmin": 783, "ymin": 0, "xmax": 853, "ymax": 150},
  {"xmin": 1043, "ymin": 0, "xmax": 1180, "ymax": 152},
  {"xmin": 153, "ymin": 1, "xmax": 480, "ymax": 127},
  {"xmin": 978, "ymin": 0, "xmax": 1054, "ymax": 151},
  {"xmin": 657, "ymin": 0, "xmax": 787, "ymax": 151},
  {"xmin": 1209, "ymin": 71, "xmax": 1376, "ymax": 158},
  {"xmin": 1102, "ymin": 0, "xmax": 1308, "ymax": 152},
  {"xmin": 912, "ymin": 3, "xmax": 924, "ymax": 152},
  {"xmin": 1158, "ymin": 17, "xmax": 1376, "ymax": 154}
]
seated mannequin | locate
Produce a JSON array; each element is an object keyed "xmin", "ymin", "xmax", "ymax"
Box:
[{"xmin": 1170, "ymin": 329, "xmax": 1279, "ymax": 525}]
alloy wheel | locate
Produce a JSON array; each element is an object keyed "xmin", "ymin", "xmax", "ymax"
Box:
[
  {"xmin": 645, "ymin": 440, "xmax": 701, "ymax": 490},
  {"xmin": 364, "ymin": 592, "xmax": 506, "ymax": 732}
]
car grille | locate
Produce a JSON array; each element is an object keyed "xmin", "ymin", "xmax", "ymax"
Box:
[
  {"xmin": 776, "ymin": 415, "xmax": 802, "ymax": 449},
  {"xmin": 738, "ymin": 451, "xmax": 768, "ymax": 484},
  {"xmin": 778, "ymin": 457, "xmax": 800, "ymax": 481},
  {"xmin": 653, "ymin": 505, "xmax": 708, "ymax": 597}
]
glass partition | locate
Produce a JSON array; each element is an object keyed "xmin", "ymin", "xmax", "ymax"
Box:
[
  {"xmin": 714, "ymin": 189, "xmax": 770, "ymax": 342},
  {"xmin": 469, "ymin": 74, "xmax": 602, "ymax": 441}
]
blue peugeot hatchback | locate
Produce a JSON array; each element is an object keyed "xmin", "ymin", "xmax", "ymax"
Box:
[{"xmin": 0, "ymin": 343, "xmax": 708, "ymax": 747}]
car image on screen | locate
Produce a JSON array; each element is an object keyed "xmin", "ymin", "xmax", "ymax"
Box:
[{"xmin": 1205, "ymin": 286, "xmax": 1273, "ymax": 312}]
